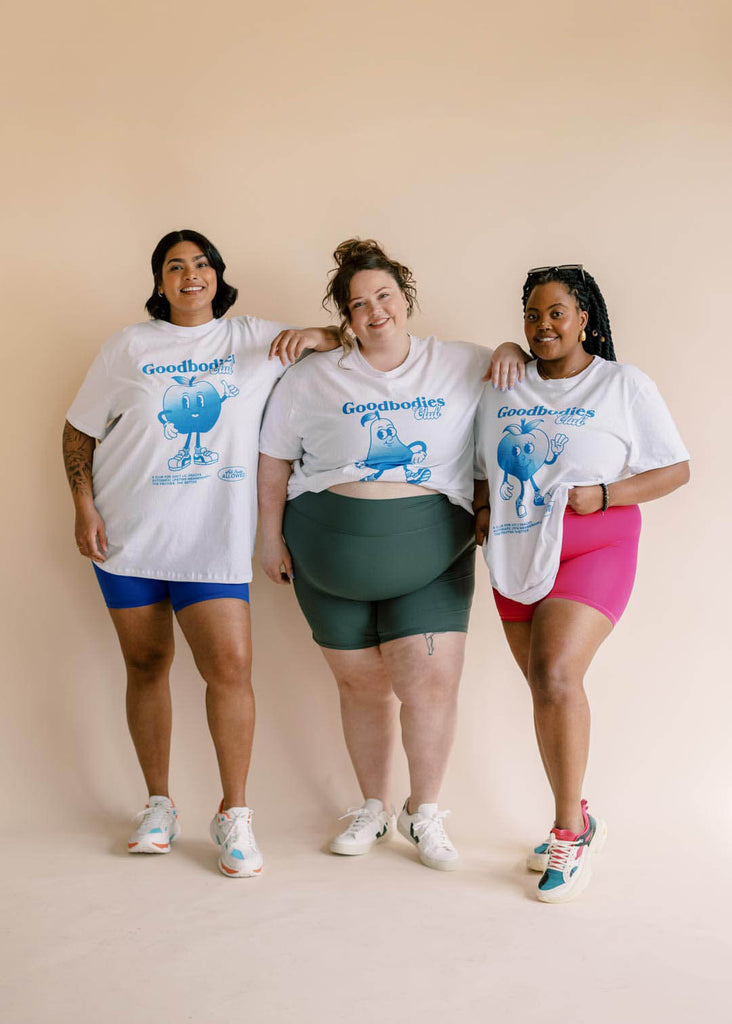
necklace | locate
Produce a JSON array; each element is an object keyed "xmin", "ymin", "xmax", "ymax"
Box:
[{"xmin": 536, "ymin": 357, "xmax": 592, "ymax": 381}]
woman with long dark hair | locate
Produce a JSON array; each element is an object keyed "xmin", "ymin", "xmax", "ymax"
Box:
[
  {"xmin": 474, "ymin": 265, "xmax": 689, "ymax": 902},
  {"xmin": 63, "ymin": 229, "xmax": 337, "ymax": 878}
]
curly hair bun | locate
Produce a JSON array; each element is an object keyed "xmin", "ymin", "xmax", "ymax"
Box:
[
  {"xmin": 323, "ymin": 237, "xmax": 418, "ymax": 356},
  {"xmin": 332, "ymin": 238, "xmax": 387, "ymax": 267}
]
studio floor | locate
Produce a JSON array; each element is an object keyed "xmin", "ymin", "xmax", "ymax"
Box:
[{"xmin": 3, "ymin": 810, "xmax": 728, "ymax": 1024}]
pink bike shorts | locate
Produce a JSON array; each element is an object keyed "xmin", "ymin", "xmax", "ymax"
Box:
[{"xmin": 493, "ymin": 504, "xmax": 642, "ymax": 626}]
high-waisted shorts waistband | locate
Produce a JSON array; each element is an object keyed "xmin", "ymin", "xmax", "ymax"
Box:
[
  {"xmin": 284, "ymin": 490, "xmax": 476, "ymax": 647},
  {"xmin": 286, "ymin": 490, "xmax": 459, "ymax": 537}
]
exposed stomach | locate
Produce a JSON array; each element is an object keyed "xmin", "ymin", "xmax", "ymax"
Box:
[{"xmin": 328, "ymin": 481, "xmax": 439, "ymax": 499}]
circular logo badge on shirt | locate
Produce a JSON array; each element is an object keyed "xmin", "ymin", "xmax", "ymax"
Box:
[{"xmin": 217, "ymin": 466, "xmax": 247, "ymax": 481}]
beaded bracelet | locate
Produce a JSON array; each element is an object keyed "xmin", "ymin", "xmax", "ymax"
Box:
[{"xmin": 600, "ymin": 483, "xmax": 609, "ymax": 513}]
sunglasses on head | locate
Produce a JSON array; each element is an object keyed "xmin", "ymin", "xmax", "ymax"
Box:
[{"xmin": 527, "ymin": 264, "xmax": 585, "ymax": 282}]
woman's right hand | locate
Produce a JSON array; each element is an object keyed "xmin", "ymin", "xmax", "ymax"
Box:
[
  {"xmin": 474, "ymin": 506, "xmax": 490, "ymax": 546},
  {"xmin": 75, "ymin": 503, "xmax": 108, "ymax": 562},
  {"xmin": 260, "ymin": 536, "xmax": 294, "ymax": 584}
]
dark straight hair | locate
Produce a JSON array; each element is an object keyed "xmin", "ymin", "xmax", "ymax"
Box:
[{"xmin": 145, "ymin": 229, "xmax": 238, "ymax": 321}]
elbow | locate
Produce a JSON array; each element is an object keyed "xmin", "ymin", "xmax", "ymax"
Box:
[{"xmin": 678, "ymin": 460, "xmax": 691, "ymax": 488}]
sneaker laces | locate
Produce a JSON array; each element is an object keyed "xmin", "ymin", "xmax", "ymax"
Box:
[
  {"xmin": 134, "ymin": 802, "xmax": 173, "ymax": 831},
  {"xmin": 412, "ymin": 810, "xmax": 454, "ymax": 852},
  {"xmin": 219, "ymin": 809, "xmax": 255, "ymax": 851},
  {"xmin": 547, "ymin": 836, "xmax": 575, "ymax": 872},
  {"xmin": 337, "ymin": 806, "xmax": 378, "ymax": 837}
]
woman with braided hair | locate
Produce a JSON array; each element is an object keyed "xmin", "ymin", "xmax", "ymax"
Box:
[
  {"xmin": 258, "ymin": 239, "xmax": 527, "ymax": 871},
  {"xmin": 474, "ymin": 265, "xmax": 690, "ymax": 902}
]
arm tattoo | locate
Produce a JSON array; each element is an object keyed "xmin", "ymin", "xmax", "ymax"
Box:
[
  {"xmin": 424, "ymin": 633, "xmax": 435, "ymax": 656},
  {"xmin": 62, "ymin": 421, "xmax": 95, "ymax": 498}
]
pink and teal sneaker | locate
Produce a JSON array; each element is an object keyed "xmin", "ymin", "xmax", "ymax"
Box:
[
  {"xmin": 527, "ymin": 837, "xmax": 551, "ymax": 872},
  {"xmin": 127, "ymin": 796, "xmax": 180, "ymax": 853},
  {"xmin": 537, "ymin": 800, "xmax": 606, "ymax": 903}
]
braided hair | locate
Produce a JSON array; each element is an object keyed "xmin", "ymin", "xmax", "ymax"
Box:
[
  {"xmin": 323, "ymin": 238, "xmax": 418, "ymax": 355},
  {"xmin": 522, "ymin": 267, "xmax": 616, "ymax": 361}
]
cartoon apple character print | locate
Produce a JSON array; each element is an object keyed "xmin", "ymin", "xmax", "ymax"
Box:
[
  {"xmin": 157, "ymin": 375, "xmax": 239, "ymax": 472},
  {"xmin": 355, "ymin": 411, "xmax": 431, "ymax": 484},
  {"xmin": 497, "ymin": 417, "xmax": 568, "ymax": 518}
]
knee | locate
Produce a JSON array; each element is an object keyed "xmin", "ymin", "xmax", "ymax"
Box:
[
  {"xmin": 392, "ymin": 673, "xmax": 459, "ymax": 707},
  {"xmin": 528, "ymin": 659, "xmax": 583, "ymax": 706},
  {"xmin": 124, "ymin": 644, "xmax": 173, "ymax": 680},
  {"xmin": 336, "ymin": 673, "xmax": 393, "ymax": 704},
  {"xmin": 202, "ymin": 648, "xmax": 253, "ymax": 693}
]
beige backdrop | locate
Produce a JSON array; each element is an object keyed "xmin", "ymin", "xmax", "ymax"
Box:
[{"xmin": 3, "ymin": 2, "xmax": 731, "ymax": 1022}]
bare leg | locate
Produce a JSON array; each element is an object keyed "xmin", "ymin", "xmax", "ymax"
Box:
[
  {"xmin": 503, "ymin": 620, "xmax": 554, "ymax": 790},
  {"xmin": 522, "ymin": 599, "xmax": 613, "ymax": 833},
  {"xmin": 176, "ymin": 599, "xmax": 253, "ymax": 809},
  {"xmin": 109, "ymin": 602, "xmax": 175, "ymax": 798},
  {"xmin": 320, "ymin": 646, "xmax": 398, "ymax": 807},
  {"xmin": 381, "ymin": 631, "xmax": 466, "ymax": 809}
]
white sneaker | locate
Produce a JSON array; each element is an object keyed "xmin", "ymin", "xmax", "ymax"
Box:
[
  {"xmin": 210, "ymin": 804, "xmax": 263, "ymax": 878},
  {"xmin": 127, "ymin": 796, "xmax": 180, "ymax": 853},
  {"xmin": 397, "ymin": 800, "xmax": 460, "ymax": 871},
  {"xmin": 329, "ymin": 798, "xmax": 395, "ymax": 856},
  {"xmin": 527, "ymin": 836, "xmax": 552, "ymax": 872}
]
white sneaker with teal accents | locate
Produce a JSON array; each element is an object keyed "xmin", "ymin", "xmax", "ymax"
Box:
[
  {"xmin": 329, "ymin": 799, "xmax": 395, "ymax": 856},
  {"xmin": 210, "ymin": 805, "xmax": 263, "ymax": 878},
  {"xmin": 127, "ymin": 796, "xmax": 180, "ymax": 854},
  {"xmin": 527, "ymin": 836, "xmax": 552, "ymax": 872},
  {"xmin": 397, "ymin": 801, "xmax": 460, "ymax": 871},
  {"xmin": 537, "ymin": 800, "xmax": 607, "ymax": 903}
]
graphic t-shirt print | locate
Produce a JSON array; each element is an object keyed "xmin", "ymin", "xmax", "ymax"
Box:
[
  {"xmin": 355, "ymin": 409, "xmax": 431, "ymax": 484},
  {"xmin": 497, "ymin": 417, "xmax": 568, "ymax": 519},
  {"xmin": 140, "ymin": 354, "xmax": 239, "ymax": 481}
]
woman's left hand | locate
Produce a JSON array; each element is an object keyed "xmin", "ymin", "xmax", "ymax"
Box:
[
  {"xmin": 484, "ymin": 342, "xmax": 530, "ymax": 391},
  {"xmin": 567, "ymin": 485, "xmax": 604, "ymax": 515},
  {"xmin": 269, "ymin": 330, "xmax": 318, "ymax": 365},
  {"xmin": 269, "ymin": 328, "xmax": 339, "ymax": 365}
]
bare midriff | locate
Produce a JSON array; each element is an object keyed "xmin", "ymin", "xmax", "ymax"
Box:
[{"xmin": 328, "ymin": 482, "xmax": 439, "ymax": 500}]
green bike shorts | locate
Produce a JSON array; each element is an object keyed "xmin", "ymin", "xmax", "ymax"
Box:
[{"xmin": 283, "ymin": 491, "xmax": 476, "ymax": 650}]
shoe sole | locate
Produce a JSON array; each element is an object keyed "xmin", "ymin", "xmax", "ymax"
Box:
[
  {"xmin": 127, "ymin": 823, "xmax": 180, "ymax": 854},
  {"xmin": 217, "ymin": 859, "xmax": 263, "ymax": 878},
  {"xmin": 330, "ymin": 821, "xmax": 395, "ymax": 856},
  {"xmin": 396, "ymin": 819, "xmax": 460, "ymax": 872},
  {"xmin": 527, "ymin": 850, "xmax": 549, "ymax": 872},
  {"xmin": 537, "ymin": 819, "xmax": 607, "ymax": 904}
]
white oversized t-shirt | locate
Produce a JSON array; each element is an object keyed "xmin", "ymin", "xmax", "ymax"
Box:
[
  {"xmin": 474, "ymin": 357, "xmax": 689, "ymax": 603},
  {"xmin": 259, "ymin": 336, "xmax": 492, "ymax": 513},
  {"xmin": 67, "ymin": 315, "xmax": 290, "ymax": 582}
]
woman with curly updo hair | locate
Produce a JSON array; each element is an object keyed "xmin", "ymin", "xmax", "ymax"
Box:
[
  {"xmin": 259, "ymin": 239, "xmax": 527, "ymax": 871},
  {"xmin": 63, "ymin": 228, "xmax": 337, "ymax": 879},
  {"xmin": 474, "ymin": 264, "xmax": 689, "ymax": 902}
]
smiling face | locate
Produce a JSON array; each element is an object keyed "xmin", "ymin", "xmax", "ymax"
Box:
[
  {"xmin": 497, "ymin": 421, "xmax": 550, "ymax": 480},
  {"xmin": 159, "ymin": 241, "xmax": 218, "ymax": 326},
  {"xmin": 347, "ymin": 269, "xmax": 409, "ymax": 350},
  {"xmin": 524, "ymin": 282, "xmax": 589, "ymax": 371},
  {"xmin": 372, "ymin": 418, "xmax": 398, "ymax": 447},
  {"xmin": 162, "ymin": 378, "xmax": 222, "ymax": 433}
]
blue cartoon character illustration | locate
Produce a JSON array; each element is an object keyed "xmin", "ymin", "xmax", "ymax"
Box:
[
  {"xmin": 355, "ymin": 411, "xmax": 432, "ymax": 484},
  {"xmin": 497, "ymin": 418, "xmax": 568, "ymax": 518},
  {"xmin": 158, "ymin": 376, "xmax": 239, "ymax": 471}
]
